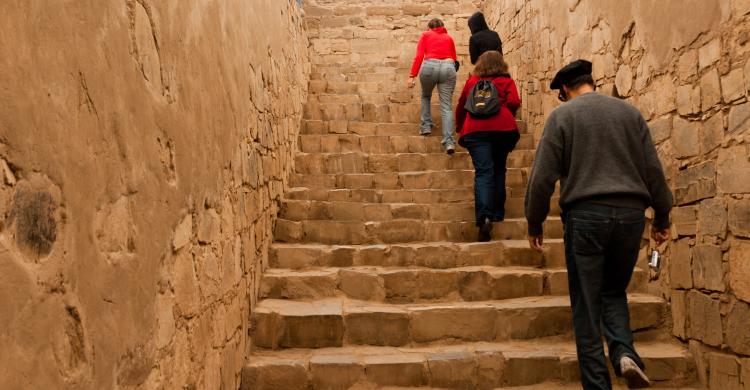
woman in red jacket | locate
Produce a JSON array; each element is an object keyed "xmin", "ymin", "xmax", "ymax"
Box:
[
  {"xmin": 407, "ymin": 18, "xmax": 458, "ymax": 154},
  {"xmin": 455, "ymin": 51, "xmax": 521, "ymax": 241}
]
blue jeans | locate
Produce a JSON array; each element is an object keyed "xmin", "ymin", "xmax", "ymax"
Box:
[
  {"xmin": 462, "ymin": 131, "xmax": 519, "ymax": 225},
  {"xmin": 562, "ymin": 203, "xmax": 646, "ymax": 390},
  {"xmin": 419, "ymin": 59, "xmax": 456, "ymax": 149}
]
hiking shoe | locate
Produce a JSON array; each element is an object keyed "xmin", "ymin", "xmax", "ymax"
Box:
[
  {"xmin": 620, "ymin": 356, "xmax": 650, "ymax": 388},
  {"xmin": 478, "ymin": 217, "xmax": 493, "ymax": 242},
  {"xmin": 419, "ymin": 130, "xmax": 432, "ymax": 136},
  {"xmin": 446, "ymin": 145, "xmax": 455, "ymax": 155}
]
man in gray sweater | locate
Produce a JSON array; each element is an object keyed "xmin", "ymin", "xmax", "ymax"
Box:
[{"xmin": 524, "ymin": 60, "xmax": 672, "ymax": 390}]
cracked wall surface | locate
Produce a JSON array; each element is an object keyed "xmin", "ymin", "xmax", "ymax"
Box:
[
  {"xmin": 482, "ymin": 0, "xmax": 750, "ymax": 388},
  {"xmin": 0, "ymin": 1, "xmax": 309, "ymax": 389}
]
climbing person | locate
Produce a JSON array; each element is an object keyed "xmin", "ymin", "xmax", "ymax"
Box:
[
  {"xmin": 524, "ymin": 59, "xmax": 673, "ymax": 390},
  {"xmin": 407, "ymin": 18, "xmax": 458, "ymax": 154},
  {"xmin": 468, "ymin": 11, "xmax": 503, "ymax": 65},
  {"xmin": 455, "ymin": 50, "xmax": 520, "ymax": 242}
]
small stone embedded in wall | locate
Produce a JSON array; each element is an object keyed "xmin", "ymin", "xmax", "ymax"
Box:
[
  {"xmin": 729, "ymin": 241, "xmax": 750, "ymax": 303},
  {"xmin": 717, "ymin": 144, "xmax": 750, "ymax": 194},
  {"xmin": 728, "ymin": 200, "xmax": 750, "ymax": 238}
]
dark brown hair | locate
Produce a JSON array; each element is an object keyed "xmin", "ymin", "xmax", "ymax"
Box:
[
  {"xmin": 473, "ymin": 51, "xmax": 510, "ymax": 78},
  {"xmin": 428, "ymin": 18, "xmax": 444, "ymax": 29}
]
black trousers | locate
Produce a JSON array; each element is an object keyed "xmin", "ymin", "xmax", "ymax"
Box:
[
  {"xmin": 461, "ymin": 130, "xmax": 519, "ymax": 225},
  {"xmin": 562, "ymin": 203, "xmax": 646, "ymax": 390}
]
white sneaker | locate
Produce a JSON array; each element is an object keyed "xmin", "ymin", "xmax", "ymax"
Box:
[
  {"xmin": 446, "ymin": 145, "xmax": 455, "ymax": 155},
  {"xmin": 620, "ymin": 356, "xmax": 650, "ymax": 388}
]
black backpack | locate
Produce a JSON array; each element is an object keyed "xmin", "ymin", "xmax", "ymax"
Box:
[{"xmin": 464, "ymin": 79, "xmax": 500, "ymax": 118}]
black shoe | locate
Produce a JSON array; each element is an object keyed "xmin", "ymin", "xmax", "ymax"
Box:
[{"xmin": 478, "ymin": 217, "xmax": 493, "ymax": 242}]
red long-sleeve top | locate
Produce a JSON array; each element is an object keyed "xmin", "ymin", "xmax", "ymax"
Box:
[
  {"xmin": 455, "ymin": 75, "xmax": 521, "ymax": 141},
  {"xmin": 409, "ymin": 27, "xmax": 457, "ymax": 77}
]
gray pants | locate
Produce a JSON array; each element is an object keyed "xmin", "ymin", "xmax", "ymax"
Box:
[{"xmin": 419, "ymin": 59, "xmax": 456, "ymax": 149}]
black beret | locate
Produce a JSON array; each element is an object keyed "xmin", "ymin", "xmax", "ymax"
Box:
[{"xmin": 550, "ymin": 59, "xmax": 593, "ymax": 90}]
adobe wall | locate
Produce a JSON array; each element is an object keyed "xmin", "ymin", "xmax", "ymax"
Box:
[
  {"xmin": 482, "ymin": 0, "xmax": 750, "ymax": 387},
  {"xmin": 0, "ymin": 1, "xmax": 308, "ymax": 389}
]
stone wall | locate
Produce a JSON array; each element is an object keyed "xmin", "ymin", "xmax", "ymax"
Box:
[
  {"xmin": 0, "ymin": 1, "xmax": 308, "ymax": 389},
  {"xmin": 482, "ymin": 0, "xmax": 750, "ymax": 387}
]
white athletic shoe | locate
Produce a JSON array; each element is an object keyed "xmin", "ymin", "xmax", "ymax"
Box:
[{"xmin": 620, "ymin": 356, "xmax": 651, "ymax": 388}]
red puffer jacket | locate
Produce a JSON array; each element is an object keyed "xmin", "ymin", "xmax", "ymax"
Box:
[{"xmin": 455, "ymin": 75, "xmax": 521, "ymax": 141}]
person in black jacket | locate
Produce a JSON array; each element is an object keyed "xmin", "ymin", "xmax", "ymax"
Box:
[{"xmin": 468, "ymin": 12, "xmax": 503, "ymax": 65}]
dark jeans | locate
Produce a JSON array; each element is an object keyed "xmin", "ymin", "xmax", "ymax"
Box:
[
  {"xmin": 462, "ymin": 131, "xmax": 519, "ymax": 225},
  {"xmin": 562, "ymin": 203, "xmax": 646, "ymax": 390}
]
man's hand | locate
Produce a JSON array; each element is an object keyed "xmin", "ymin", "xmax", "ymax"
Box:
[
  {"xmin": 651, "ymin": 226, "xmax": 670, "ymax": 245},
  {"xmin": 406, "ymin": 77, "xmax": 416, "ymax": 88},
  {"xmin": 528, "ymin": 235, "xmax": 544, "ymax": 253}
]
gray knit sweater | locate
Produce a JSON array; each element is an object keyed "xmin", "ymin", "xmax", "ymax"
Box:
[{"xmin": 524, "ymin": 93, "xmax": 673, "ymax": 236}]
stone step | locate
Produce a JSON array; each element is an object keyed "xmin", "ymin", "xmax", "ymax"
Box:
[
  {"xmin": 284, "ymin": 186, "xmax": 542, "ymax": 203},
  {"xmin": 293, "ymin": 151, "xmax": 535, "ymax": 174},
  {"xmin": 274, "ymin": 218, "xmax": 564, "ymax": 244},
  {"xmin": 242, "ymin": 341, "xmax": 695, "ymax": 389},
  {"xmin": 279, "ymin": 199, "xmax": 561, "ymax": 221},
  {"xmin": 250, "ymin": 294, "xmax": 667, "ymax": 349},
  {"xmin": 259, "ymin": 266, "xmax": 647, "ymax": 302},
  {"xmin": 268, "ymin": 240, "xmax": 566, "ymax": 270},
  {"xmin": 299, "ymin": 133, "xmax": 536, "ymax": 154},
  {"xmin": 302, "ymin": 119, "xmax": 529, "ymax": 136},
  {"xmin": 289, "ymin": 169, "xmax": 528, "ymax": 190}
]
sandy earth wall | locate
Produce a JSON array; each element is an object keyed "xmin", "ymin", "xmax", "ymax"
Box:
[
  {"xmin": 0, "ymin": 1, "xmax": 309, "ymax": 389},
  {"xmin": 482, "ymin": 0, "xmax": 750, "ymax": 387}
]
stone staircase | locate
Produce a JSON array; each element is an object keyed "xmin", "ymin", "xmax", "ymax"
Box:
[{"xmin": 241, "ymin": 1, "xmax": 698, "ymax": 389}]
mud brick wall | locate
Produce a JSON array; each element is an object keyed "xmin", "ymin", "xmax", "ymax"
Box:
[
  {"xmin": 0, "ymin": 1, "xmax": 308, "ymax": 389},
  {"xmin": 482, "ymin": 0, "xmax": 750, "ymax": 387}
]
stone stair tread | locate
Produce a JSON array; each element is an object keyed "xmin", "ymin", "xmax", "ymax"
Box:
[
  {"xmin": 254, "ymin": 293, "xmax": 662, "ymax": 315},
  {"xmin": 270, "ymin": 239, "xmax": 565, "ymax": 250},
  {"xmin": 249, "ymin": 339, "xmax": 687, "ymax": 361}
]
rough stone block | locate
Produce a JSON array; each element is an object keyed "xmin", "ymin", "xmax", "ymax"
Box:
[
  {"xmin": 722, "ymin": 67, "xmax": 746, "ymax": 102},
  {"xmin": 241, "ymin": 360, "xmax": 308, "ymax": 390},
  {"xmin": 701, "ymin": 112, "xmax": 724, "ymax": 154},
  {"xmin": 692, "ymin": 245, "xmax": 725, "ymax": 292},
  {"xmin": 410, "ymin": 307, "xmax": 496, "ymax": 342},
  {"xmin": 675, "ymin": 161, "xmax": 717, "ymax": 205},
  {"xmin": 648, "ymin": 115, "xmax": 672, "ymax": 144},
  {"xmin": 708, "ymin": 352, "xmax": 742, "ymax": 390},
  {"xmin": 728, "ymin": 101, "xmax": 750, "ymax": 133},
  {"xmin": 673, "ymin": 206, "xmax": 698, "ymax": 236},
  {"xmin": 672, "ymin": 118, "xmax": 700, "ymax": 158},
  {"xmin": 344, "ymin": 309, "xmax": 410, "ymax": 346},
  {"xmin": 718, "ymin": 145, "xmax": 750, "ymax": 194},
  {"xmin": 676, "ymin": 84, "xmax": 701, "ymax": 115},
  {"xmin": 310, "ymin": 355, "xmax": 363, "ymax": 390},
  {"xmin": 730, "ymin": 240, "xmax": 750, "ymax": 303},
  {"xmin": 671, "ymin": 290, "xmax": 687, "ymax": 339},
  {"xmin": 670, "ymin": 239, "xmax": 693, "ymax": 289},
  {"xmin": 700, "ymin": 69, "xmax": 722, "ymax": 111},
  {"xmin": 728, "ymin": 199, "xmax": 750, "ymax": 238},
  {"xmin": 698, "ymin": 39, "xmax": 721, "ymax": 70},
  {"xmin": 698, "ymin": 198, "xmax": 727, "ymax": 238},
  {"xmin": 364, "ymin": 355, "xmax": 427, "ymax": 386},
  {"xmin": 427, "ymin": 352, "xmax": 476, "ymax": 388},
  {"xmin": 726, "ymin": 300, "xmax": 750, "ymax": 355},
  {"xmin": 687, "ymin": 291, "xmax": 723, "ymax": 347},
  {"xmin": 502, "ymin": 352, "xmax": 560, "ymax": 386}
]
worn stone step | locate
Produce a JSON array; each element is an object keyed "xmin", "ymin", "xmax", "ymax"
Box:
[
  {"xmin": 285, "ymin": 187, "xmax": 476, "ymax": 203},
  {"xmin": 293, "ymin": 151, "xmax": 535, "ymax": 174},
  {"xmin": 269, "ymin": 240, "xmax": 566, "ymax": 270},
  {"xmin": 242, "ymin": 340, "xmax": 695, "ymax": 389},
  {"xmin": 259, "ymin": 265, "xmax": 647, "ymax": 302},
  {"xmin": 250, "ymin": 294, "xmax": 667, "ymax": 349},
  {"xmin": 279, "ymin": 199, "xmax": 561, "ymax": 221},
  {"xmin": 302, "ymin": 119, "xmax": 529, "ymax": 136},
  {"xmin": 299, "ymin": 134, "xmax": 536, "ymax": 154},
  {"xmin": 274, "ymin": 218, "xmax": 564, "ymax": 244},
  {"xmin": 289, "ymin": 169, "xmax": 528, "ymax": 190}
]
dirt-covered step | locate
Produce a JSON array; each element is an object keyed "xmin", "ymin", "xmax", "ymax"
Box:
[
  {"xmin": 289, "ymin": 169, "xmax": 528, "ymax": 190},
  {"xmin": 293, "ymin": 151, "xmax": 534, "ymax": 174},
  {"xmin": 259, "ymin": 265, "xmax": 647, "ymax": 302},
  {"xmin": 273, "ymin": 218, "xmax": 564, "ymax": 244},
  {"xmin": 279, "ymin": 198, "xmax": 560, "ymax": 221},
  {"xmin": 242, "ymin": 341, "xmax": 695, "ymax": 389},
  {"xmin": 301, "ymin": 119, "xmax": 529, "ymax": 136},
  {"xmin": 250, "ymin": 294, "xmax": 667, "ymax": 349},
  {"xmin": 299, "ymin": 133, "xmax": 536, "ymax": 153},
  {"xmin": 269, "ymin": 240, "xmax": 565, "ymax": 270}
]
